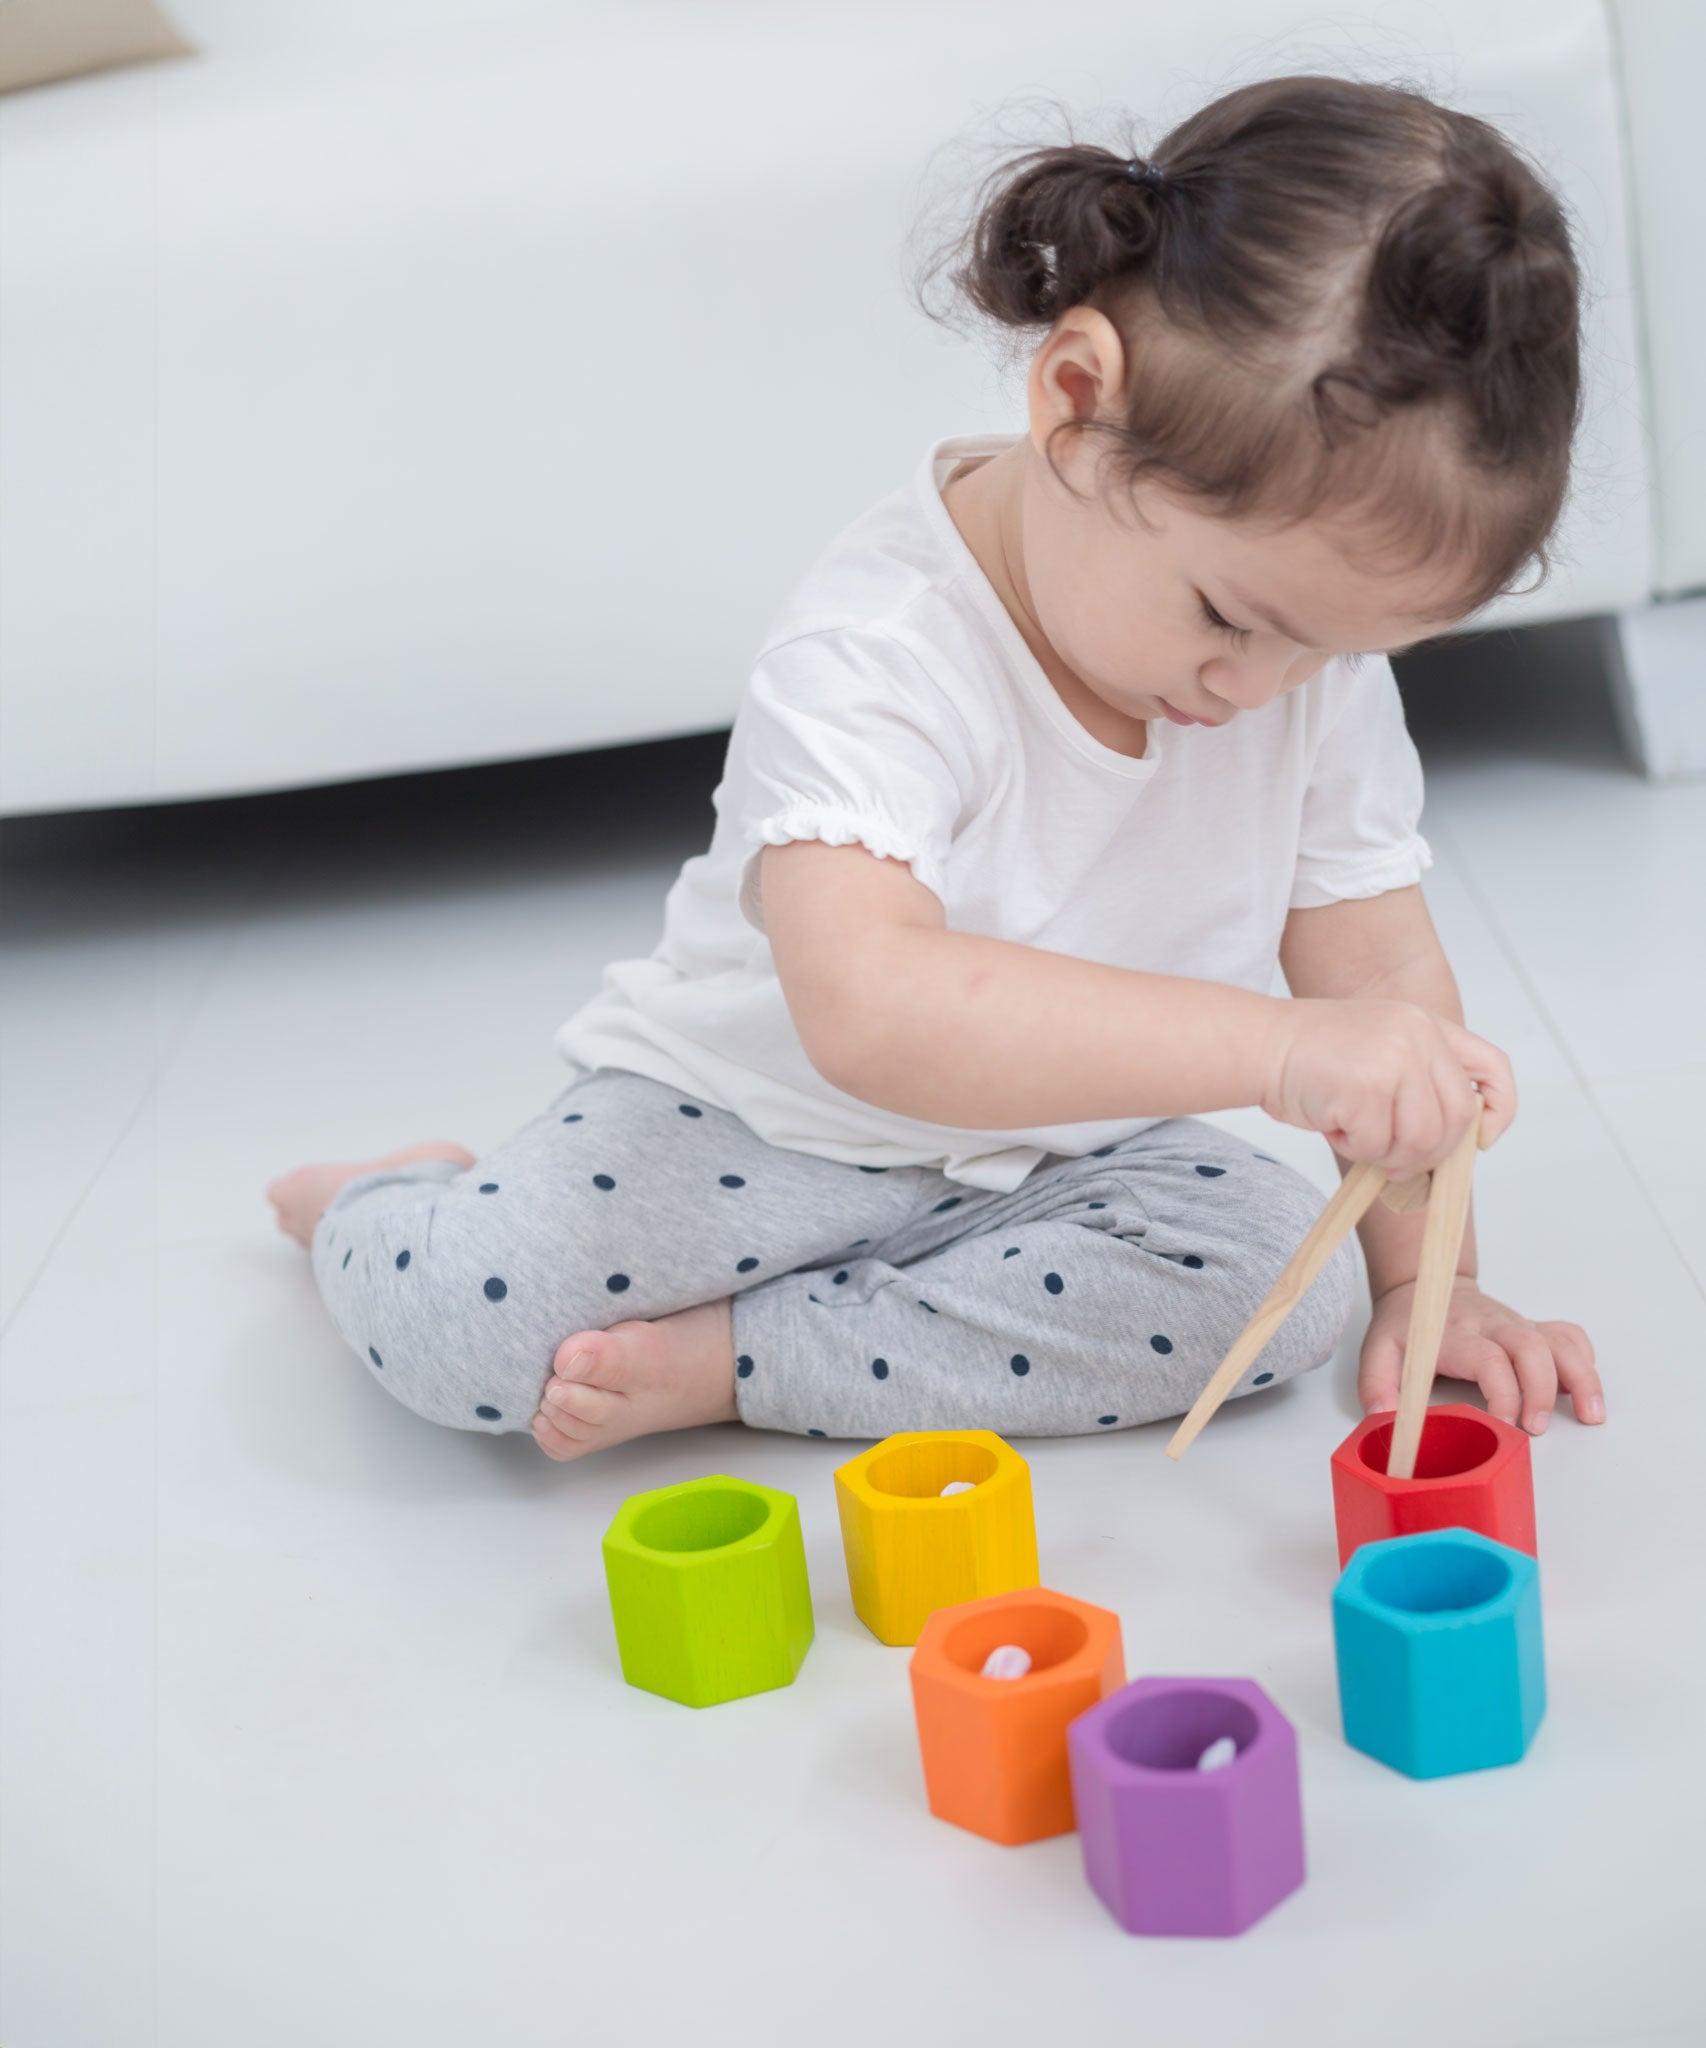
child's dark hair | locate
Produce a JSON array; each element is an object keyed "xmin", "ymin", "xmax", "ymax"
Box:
[{"xmin": 921, "ymin": 77, "xmax": 1582, "ymax": 613}]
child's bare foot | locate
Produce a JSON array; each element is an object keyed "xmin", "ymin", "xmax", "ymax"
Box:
[
  {"xmin": 266, "ymin": 1141, "xmax": 477, "ymax": 1247},
  {"xmin": 532, "ymin": 1298, "xmax": 739, "ymax": 1462}
]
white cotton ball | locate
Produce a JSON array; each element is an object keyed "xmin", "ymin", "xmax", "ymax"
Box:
[
  {"xmin": 940, "ymin": 1480, "xmax": 976, "ymax": 1497},
  {"xmin": 980, "ymin": 1644, "xmax": 1032, "ymax": 1680},
  {"xmin": 1197, "ymin": 1737, "xmax": 1238, "ymax": 1772}
]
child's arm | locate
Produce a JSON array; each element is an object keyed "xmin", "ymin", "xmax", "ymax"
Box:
[
  {"xmin": 1279, "ymin": 885, "xmax": 1603, "ymax": 1430},
  {"xmin": 760, "ymin": 842, "xmax": 1513, "ymax": 1185},
  {"xmin": 1278, "ymin": 884, "xmax": 1476, "ymax": 1297},
  {"xmin": 760, "ymin": 839, "xmax": 1282, "ymax": 1127}
]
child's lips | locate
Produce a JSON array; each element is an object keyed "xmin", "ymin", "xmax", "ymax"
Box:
[{"xmin": 1160, "ymin": 700, "xmax": 1227, "ymax": 728}]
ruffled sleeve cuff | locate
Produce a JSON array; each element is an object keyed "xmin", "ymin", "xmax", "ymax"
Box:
[{"xmin": 738, "ymin": 803, "xmax": 949, "ymax": 931}]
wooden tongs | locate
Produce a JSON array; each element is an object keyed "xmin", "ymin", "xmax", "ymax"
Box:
[{"xmin": 1165, "ymin": 1100, "xmax": 1486, "ymax": 1478}]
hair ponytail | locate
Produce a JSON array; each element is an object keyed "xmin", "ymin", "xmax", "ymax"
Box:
[{"xmin": 954, "ymin": 145, "xmax": 1169, "ymax": 327}]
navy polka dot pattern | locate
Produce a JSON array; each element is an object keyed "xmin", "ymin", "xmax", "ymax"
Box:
[{"xmin": 316, "ymin": 1072, "xmax": 1326, "ymax": 1444}]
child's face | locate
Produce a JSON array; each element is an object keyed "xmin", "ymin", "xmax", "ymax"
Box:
[
  {"xmin": 1020, "ymin": 435, "xmax": 1462, "ymax": 729},
  {"xmin": 1007, "ymin": 309, "xmax": 1470, "ymax": 730}
]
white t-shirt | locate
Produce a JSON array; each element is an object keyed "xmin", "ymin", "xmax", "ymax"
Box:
[{"xmin": 554, "ymin": 431, "xmax": 1434, "ymax": 1192}]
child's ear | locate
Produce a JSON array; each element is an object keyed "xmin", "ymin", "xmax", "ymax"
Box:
[{"xmin": 1026, "ymin": 306, "xmax": 1129, "ymax": 446}]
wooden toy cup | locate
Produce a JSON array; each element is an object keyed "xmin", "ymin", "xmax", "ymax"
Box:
[
  {"xmin": 1333, "ymin": 1529, "xmax": 1546, "ymax": 1778},
  {"xmin": 1067, "ymin": 1677, "xmax": 1306, "ymax": 1937},
  {"xmin": 834, "ymin": 1430, "xmax": 1039, "ymax": 1646},
  {"xmin": 1330, "ymin": 1402, "xmax": 1537, "ymax": 1568},
  {"xmin": 909, "ymin": 1587, "xmax": 1125, "ymax": 1845},
  {"xmin": 601, "ymin": 1475, "xmax": 813, "ymax": 1708}
]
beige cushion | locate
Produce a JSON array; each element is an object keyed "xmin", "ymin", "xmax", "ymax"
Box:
[{"xmin": 0, "ymin": 0, "xmax": 192, "ymax": 95}]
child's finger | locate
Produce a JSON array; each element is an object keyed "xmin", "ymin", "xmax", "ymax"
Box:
[
  {"xmin": 1539, "ymin": 1319, "xmax": 1605, "ymax": 1423},
  {"xmin": 1501, "ymin": 1324, "xmax": 1561, "ymax": 1435},
  {"xmin": 1436, "ymin": 1021, "xmax": 1518, "ymax": 1144},
  {"xmin": 1458, "ymin": 1339, "xmax": 1523, "ymax": 1430},
  {"xmin": 1357, "ymin": 1331, "xmax": 1404, "ymax": 1415}
]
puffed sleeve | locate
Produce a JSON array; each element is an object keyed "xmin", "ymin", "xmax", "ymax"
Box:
[
  {"xmin": 1288, "ymin": 655, "xmax": 1435, "ymax": 909},
  {"xmin": 729, "ymin": 625, "xmax": 976, "ymax": 932}
]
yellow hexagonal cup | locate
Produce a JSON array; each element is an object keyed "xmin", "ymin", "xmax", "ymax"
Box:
[{"xmin": 833, "ymin": 1430, "xmax": 1039, "ymax": 1646}]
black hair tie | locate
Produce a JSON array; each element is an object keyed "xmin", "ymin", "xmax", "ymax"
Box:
[{"xmin": 1125, "ymin": 158, "xmax": 1166, "ymax": 188}]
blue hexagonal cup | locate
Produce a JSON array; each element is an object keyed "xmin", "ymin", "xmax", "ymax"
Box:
[{"xmin": 1333, "ymin": 1529, "xmax": 1545, "ymax": 1779}]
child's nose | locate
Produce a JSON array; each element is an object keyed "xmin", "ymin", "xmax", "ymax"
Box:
[{"xmin": 1201, "ymin": 649, "xmax": 1297, "ymax": 709}]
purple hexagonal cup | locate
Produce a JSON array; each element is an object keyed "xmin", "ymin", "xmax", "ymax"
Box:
[{"xmin": 1067, "ymin": 1677, "xmax": 1306, "ymax": 1937}]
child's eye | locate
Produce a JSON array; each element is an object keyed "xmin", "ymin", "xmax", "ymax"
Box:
[{"xmin": 1198, "ymin": 594, "xmax": 1253, "ymax": 649}]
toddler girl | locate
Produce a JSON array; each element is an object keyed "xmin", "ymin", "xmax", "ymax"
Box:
[{"xmin": 269, "ymin": 75, "xmax": 1603, "ymax": 1459}]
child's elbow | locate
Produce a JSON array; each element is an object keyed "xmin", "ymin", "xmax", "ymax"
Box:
[
  {"xmin": 791, "ymin": 985, "xmax": 892, "ymax": 1105},
  {"xmin": 777, "ymin": 950, "xmax": 908, "ymax": 1111}
]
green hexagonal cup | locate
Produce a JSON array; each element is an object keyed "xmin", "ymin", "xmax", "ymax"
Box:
[{"xmin": 602, "ymin": 1475, "xmax": 814, "ymax": 1708}]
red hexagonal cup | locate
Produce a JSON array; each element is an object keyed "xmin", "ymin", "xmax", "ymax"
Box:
[{"xmin": 1331, "ymin": 1402, "xmax": 1536, "ymax": 1568}]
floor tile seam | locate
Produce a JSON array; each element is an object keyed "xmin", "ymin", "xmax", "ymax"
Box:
[
  {"xmin": 1435, "ymin": 817, "xmax": 1706, "ymax": 1308},
  {"xmin": 0, "ymin": 885, "xmax": 266, "ymax": 1346},
  {"xmin": 1578, "ymin": 1062, "xmax": 1706, "ymax": 1091}
]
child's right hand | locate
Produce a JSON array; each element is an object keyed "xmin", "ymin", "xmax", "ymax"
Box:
[{"xmin": 1260, "ymin": 998, "xmax": 1516, "ymax": 1179}]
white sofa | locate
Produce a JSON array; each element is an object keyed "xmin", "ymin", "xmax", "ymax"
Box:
[{"xmin": 1, "ymin": 0, "xmax": 1700, "ymax": 816}]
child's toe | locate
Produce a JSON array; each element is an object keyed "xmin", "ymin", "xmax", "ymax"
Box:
[
  {"xmin": 531, "ymin": 1410, "xmax": 586, "ymax": 1461},
  {"xmin": 551, "ymin": 1335, "xmax": 601, "ymax": 1380},
  {"xmin": 544, "ymin": 1378, "xmax": 617, "ymax": 1428}
]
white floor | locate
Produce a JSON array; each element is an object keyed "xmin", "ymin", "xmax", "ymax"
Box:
[{"xmin": 3, "ymin": 624, "xmax": 1702, "ymax": 2048}]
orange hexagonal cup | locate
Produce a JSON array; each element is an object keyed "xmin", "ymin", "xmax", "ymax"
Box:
[
  {"xmin": 910, "ymin": 1587, "xmax": 1126, "ymax": 1845},
  {"xmin": 1330, "ymin": 1402, "xmax": 1537, "ymax": 1569}
]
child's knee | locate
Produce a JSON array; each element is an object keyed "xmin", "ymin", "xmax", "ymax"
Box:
[{"xmin": 310, "ymin": 1187, "xmax": 564, "ymax": 1436}]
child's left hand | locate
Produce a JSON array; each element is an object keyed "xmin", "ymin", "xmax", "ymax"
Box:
[{"xmin": 1360, "ymin": 1277, "xmax": 1604, "ymax": 1436}]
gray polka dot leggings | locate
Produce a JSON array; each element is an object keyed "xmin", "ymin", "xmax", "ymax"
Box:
[{"xmin": 310, "ymin": 1068, "xmax": 1358, "ymax": 1440}]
